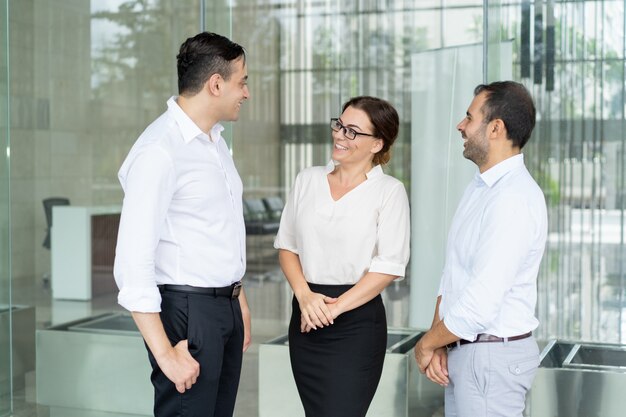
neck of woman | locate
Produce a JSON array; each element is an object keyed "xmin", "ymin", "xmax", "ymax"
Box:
[{"xmin": 331, "ymin": 160, "xmax": 375, "ymax": 187}]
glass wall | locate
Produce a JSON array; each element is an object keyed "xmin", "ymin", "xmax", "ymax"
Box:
[
  {"xmin": 7, "ymin": 0, "xmax": 202, "ymax": 415},
  {"xmin": 227, "ymin": 0, "xmax": 626, "ymax": 344},
  {"xmin": 8, "ymin": 0, "xmax": 201, "ymax": 307},
  {"xmin": 2, "ymin": 0, "xmax": 626, "ymax": 416},
  {"xmin": 0, "ymin": 1, "xmax": 11, "ymax": 415},
  {"xmin": 229, "ymin": 0, "xmax": 487, "ymax": 329},
  {"xmin": 488, "ymin": 0, "xmax": 626, "ymax": 343}
]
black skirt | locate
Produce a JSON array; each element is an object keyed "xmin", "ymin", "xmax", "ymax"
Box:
[{"xmin": 288, "ymin": 283, "xmax": 387, "ymax": 417}]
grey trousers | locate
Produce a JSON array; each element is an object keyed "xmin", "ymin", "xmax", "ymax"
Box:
[{"xmin": 445, "ymin": 336, "xmax": 539, "ymax": 417}]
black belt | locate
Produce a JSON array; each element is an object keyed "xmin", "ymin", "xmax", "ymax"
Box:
[
  {"xmin": 446, "ymin": 332, "xmax": 532, "ymax": 349},
  {"xmin": 158, "ymin": 282, "xmax": 242, "ymax": 299}
]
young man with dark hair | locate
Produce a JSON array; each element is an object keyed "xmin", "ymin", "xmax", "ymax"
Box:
[
  {"xmin": 114, "ymin": 32, "xmax": 251, "ymax": 417},
  {"xmin": 413, "ymin": 81, "xmax": 547, "ymax": 417}
]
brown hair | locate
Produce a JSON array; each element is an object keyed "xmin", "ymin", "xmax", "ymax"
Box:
[{"xmin": 342, "ymin": 96, "xmax": 399, "ymax": 165}]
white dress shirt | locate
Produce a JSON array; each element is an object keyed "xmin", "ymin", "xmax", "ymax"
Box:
[
  {"xmin": 114, "ymin": 96, "xmax": 246, "ymax": 313},
  {"xmin": 438, "ymin": 154, "xmax": 548, "ymax": 341},
  {"xmin": 274, "ymin": 161, "xmax": 410, "ymax": 285}
]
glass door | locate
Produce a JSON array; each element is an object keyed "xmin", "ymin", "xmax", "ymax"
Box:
[{"xmin": 408, "ymin": 41, "xmax": 512, "ymax": 329}]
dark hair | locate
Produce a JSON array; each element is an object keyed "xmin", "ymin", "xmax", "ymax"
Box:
[
  {"xmin": 342, "ymin": 96, "xmax": 399, "ymax": 165},
  {"xmin": 473, "ymin": 81, "xmax": 536, "ymax": 149},
  {"xmin": 176, "ymin": 32, "xmax": 246, "ymax": 96}
]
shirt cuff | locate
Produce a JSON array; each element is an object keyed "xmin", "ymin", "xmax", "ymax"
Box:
[
  {"xmin": 369, "ymin": 259, "xmax": 406, "ymax": 278},
  {"xmin": 118, "ymin": 286, "xmax": 162, "ymax": 313},
  {"xmin": 443, "ymin": 314, "xmax": 478, "ymax": 342}
]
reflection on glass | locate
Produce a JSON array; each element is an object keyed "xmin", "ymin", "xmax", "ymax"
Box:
[
  {"xmin": 7, "ymin": 0, "xmax": 202, "ymax": 415},
  {"xmin": 491, "ymin": 0, "xmax": 626, "ymax": 343}
]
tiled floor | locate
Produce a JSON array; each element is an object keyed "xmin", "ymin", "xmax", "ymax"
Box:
[{"xmin": 8, "ymin": 271, "xmax": 411, "ymax": 417}]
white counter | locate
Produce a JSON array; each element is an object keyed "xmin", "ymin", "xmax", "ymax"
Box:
[{"xmin": 51, "ymin": 205, "xmax": 121, "ymax": 300}]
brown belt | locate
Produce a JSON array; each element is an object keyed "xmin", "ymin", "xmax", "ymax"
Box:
[{"xmin": 446, "ymin": 332, "xmax": 532, "ymax": 349}]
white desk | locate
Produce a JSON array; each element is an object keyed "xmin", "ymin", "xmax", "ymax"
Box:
[{"xmin": 51, "ymin": 205, "xmax": 121, "ymax": 300}]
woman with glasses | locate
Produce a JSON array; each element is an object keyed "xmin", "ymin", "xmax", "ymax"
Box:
[{"xmin": 274, "ymin": 96, "xmax": 410, "ymax": 417}]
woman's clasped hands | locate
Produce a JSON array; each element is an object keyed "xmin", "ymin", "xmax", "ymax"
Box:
[{"xmin": 297, "ymin": 290, "xmax": 339, "ymax": 333}]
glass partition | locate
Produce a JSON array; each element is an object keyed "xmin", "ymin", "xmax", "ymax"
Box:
[
  {"xmin": 229, "ymin": 0, "xmax": 488, "ymax": 330},
  {"xmin": 408, "ymin": 42, "xmax": 511, "ymax": 329},
  {"xmin": 0, "ymin": 0, "xmax": 11, "ymax": 414},
  {"xmin": 8, "ymin": 0, "xmax": 200, "ymax": 313},
  {"xmin": 7, "ymin": 0, "xmax": 202, "ymax": 414},
  {"xmin": 487, "ymin": 0, "xmax": 626, "ymax": 343},
  {"xmin": 4, "ymin": 1, "xmax": 626, "ymax": 416}
]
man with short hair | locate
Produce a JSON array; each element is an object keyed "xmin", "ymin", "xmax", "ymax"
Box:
[
  {"xmin": 114, "ymin": 32, "xmax": 251, "ymax": 417},
  {"xmin": 413, "ymin": 81, "xmax": 547, "ymax": 417}
]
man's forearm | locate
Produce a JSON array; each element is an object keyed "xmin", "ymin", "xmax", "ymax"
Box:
[
  {"xmin": 415, "ymin": 314, "xmax": 460, "ymax": 374},
  {"xmin": 431, "ymin": 296, "xmax": 442, "ymax": 328},
  {"xmin": 238, "ymin": 287, "xmax": 250, "ymax": 317},
  {"xmin": 132, "ymin": 311, "xmax": 200, "ymax": 393},
  {"xmin": 132, "ymin": 311, "xmax": 173, "ymax": 360},
  {"xmin": 421, "ymin": 318, "xmax": 459, "ymax": 351},
  {"xmin": 238, "ymin": 287, "xmax": 252, "ymax": 352}
]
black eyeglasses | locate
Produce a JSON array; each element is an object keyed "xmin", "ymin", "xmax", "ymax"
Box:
[{"xmin": 330, "ymin": 118, "xmax": 376, "ymax": 141}]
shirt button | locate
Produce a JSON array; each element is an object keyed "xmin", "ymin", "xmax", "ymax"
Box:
[{"xmin": 515, "ymin": 367, "xmax": 521, "ymax": 374}]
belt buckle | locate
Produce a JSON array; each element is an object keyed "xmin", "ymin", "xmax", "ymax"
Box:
[
  {"xmin": 231, "ymin": 282, "xmax": 242, "ymax": 299},
  {"xmin": 447, "ymin": 340, "xmax": 461, "ymax": 350}
]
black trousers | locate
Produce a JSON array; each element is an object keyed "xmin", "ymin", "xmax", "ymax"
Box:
[
  {"xmin": 289, "ymin": 283, "xmax": 387, "ymax": 417},
  {"xmin": 145, "ymin": 289, "xmax": 244, "ymax": 417}
]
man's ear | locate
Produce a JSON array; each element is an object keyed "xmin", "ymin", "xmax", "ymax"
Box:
[
  {"xmin": 489, "ymin": 119, "xmax": 506, "ymax": 139},
  {"xmin": 207, "ymin": 73, "xmax": 222, "ymax": 96}
]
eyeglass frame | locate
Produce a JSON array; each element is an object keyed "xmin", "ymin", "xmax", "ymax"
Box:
[{"xmin": 330, "ymin": 118, "xmax": 376, "ymax": 141}]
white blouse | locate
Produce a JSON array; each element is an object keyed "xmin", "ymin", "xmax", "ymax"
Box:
[{"xmin": 274, "ymin": 161, "xmax": 410, "ymax": 285}]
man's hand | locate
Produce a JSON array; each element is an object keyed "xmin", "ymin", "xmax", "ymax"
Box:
[
  {"xmin": 416, "ymin": 297, "xmax": 454, "ymax": 386},
  {"xmin": 242, "ymin": 307, "xmax": 252, "ymax": 352},
  {"xmin": 425, "ymin": 347, "xmax": 449, "ymax": 387},
  {"xmin": 131, "ymin": 312, "xmax": 200, "ymax": 394},
  {"xmin": 239, "ymin": 289, "xmax": 252, "ymax": 352},
  {"xmin": 414, "ymin": 339, "xmax": 435, "ymax": 374},
  {"xmin": 156, "ymin": 340, "xmax": 200, "ymax": 393}
]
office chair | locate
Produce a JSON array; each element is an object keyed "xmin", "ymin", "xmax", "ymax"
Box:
[
  {"xmin": 262, "ymin": 196, "xmax": 284, "ymax": 221},
  {"xmin": 42, "ymin": 197, "xmax": 70, "ymax": 249},
  {"xmin": 243, "ymin": 198, "xmax": 280, "ymax": 234},
  {"xmin": 243, "ymin": 198, "xmax": 280, "ymax": 281}
]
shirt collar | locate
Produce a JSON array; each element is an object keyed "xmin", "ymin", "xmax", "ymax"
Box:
[
  {"xmin": 479, "ymin": 153, "xmax": 525, "ymax": 187},
  {"xmin": 325, "ymin": 160, "xmax": 384, "ymax": 179},
  {"xmin": 166, "ymin": 96, "xmax": 224, "ymax": 144}
]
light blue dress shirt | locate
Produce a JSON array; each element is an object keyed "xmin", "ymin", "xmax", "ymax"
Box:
[{"xmin": 438, "ymin": 154, "xmax": 548, "ymax": 341}]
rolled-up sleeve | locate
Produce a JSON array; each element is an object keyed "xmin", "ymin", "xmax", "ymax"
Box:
[
  {"xmin": 273, "ymin": 174, "xmax": 301, "ymax": 254},
  {"xmin": 114, "ymin": 146, "xmax": 176, "ymax": 312},
  {"xmin": 369, "ymin": 182, "xmax": 410, "ymax": 278},
  {"xmin": 443, "ymin": 193, "xmax": 533, "ymax": 341}
]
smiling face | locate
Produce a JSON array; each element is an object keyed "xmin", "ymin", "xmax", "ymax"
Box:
[
  {"xmin": 331, "ymin": 106, "xmax": 382, "ymax": 165},
  {"xmin": 219, "ymin": 57, "xmax": 249, "ymax": 121},
  {"xmin": 456, "ymin": 92, "xmax": 490, "ymax": 168}
]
